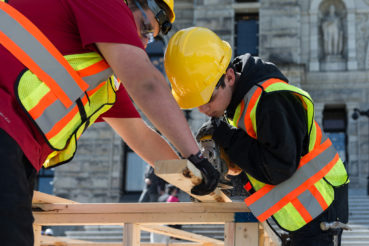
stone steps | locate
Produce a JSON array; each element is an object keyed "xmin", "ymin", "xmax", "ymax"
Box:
[{"xmin": 342, "ymin": 193, "xmax": 369, "ymax": 246}]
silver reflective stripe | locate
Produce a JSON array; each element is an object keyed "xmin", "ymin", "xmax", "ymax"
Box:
[
  {"xmin": 35, "ymin": 99, "xmax": 70, "ymax": 134},
  {"xmin": 248, "ymin": 143, "xmax": 337, "ymax": 218},
  {"xmin": 297, "ymin": 189, "xmax": 324, "ymax": 219},
  {"xmin": 0, "ymin": 8, "xmax": 84, "ymax": 103},
  {"xmin": 82, "ymin": 67, "xmax": 113, "ymax": 88},
  {"xmin": 236, "ymin": 85, "xmax": 259, "ymax": 129},
  {"xmin": 34, "ymin": 70, "xmax": 113, "ymax": 134},
  {"xmin": 320, "ymin": 131, "xmax": 328, "ymax": 145}
]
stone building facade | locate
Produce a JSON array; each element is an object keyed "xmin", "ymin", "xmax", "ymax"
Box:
[{"xmin": 51, "ymin": 0, "xmax": 369, "ymax": 202}]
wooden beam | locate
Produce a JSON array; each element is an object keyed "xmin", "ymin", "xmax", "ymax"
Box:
[
  {"xmin": 123, "ymin": 223, "xmax": 140, "ymax": 246},
  {"xmin": 33, "ymin": 191, "xmax": 78, "ymax": 205},
  {"xmin": 234, "ymin": 223, "xmax": 258, "ymax": 246},
  {"xmin": 224, "ymin": 222, "xmax": 235, "ymax": 246},
  {"xmin": 140, "ymin": 225, "xmax": 223, "ymax": 245},
  {"xmin": 34, "ymin": 224, "xmax": 42, "ymax": 246},
  {"xmin": 33, "ymin": 212, "xmax": 234, "ymax": 225},
  {"xmin": 33, "ymin": 202, "xmax": 249, "ymax": 225},
  {"xmin": 154, "ymin": 160, "xmax": 231, "ymax": 203},
  {"xmin": 34, "ymin": 202, "xmax": 249, "ymax": 214}
]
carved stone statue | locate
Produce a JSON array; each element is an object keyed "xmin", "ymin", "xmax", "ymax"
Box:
[{"xmin": 321, "ymin": 5, "xmax": 343, "ymax": 56}]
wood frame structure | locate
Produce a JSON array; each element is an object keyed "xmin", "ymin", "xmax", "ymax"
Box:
[{"xmin": 32, "ymin": 160, "xmax": 281, "ymax": 246}]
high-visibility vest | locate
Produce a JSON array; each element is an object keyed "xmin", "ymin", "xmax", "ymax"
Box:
[
  {"xmin": 228, "ymin": 78, "xmax": 349, "ymax": 231},
  {"xmin": 0, "ymin": 1, "xmax": 118, "ymax": 168}
]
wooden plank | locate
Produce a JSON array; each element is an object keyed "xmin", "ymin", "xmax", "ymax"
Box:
[
  {"xmin": 224, "ymin": 222, "xmax": 235, "ymax": 246},
  {"xmin": 258, "ymin": 225, "xmax": 265, "ymax": 246},
  {"xmin": 154, "ymin": 160, "xmax": 231, "ymax": 203},
  {"xmin": 33, "ymin": 212, "xmax": 234, "ymax": 225},
  {"xmin": 41, "ymin": 242, "xmax": 218, "ymax": 246},
  {"xmin": 34, "ymin": 202, "xmax": 249, "ymax": 214},
  {"xmin": 123, "ymin": 223, "xmax": 140, "ymax": 246},
  {"xmin": 140, "ymin": 225, "xmax": 223, "ymax": 245},
  {"xmin": 34, "ymin": 224, "xmax": 42, "ymax": 246},
  {"xmin": 33, "ymin": 191, "xmax": 78, "ymax": 205},
  {"xmin": 235, "ymin": 223, "xmax": 258, "ymax": 246}
]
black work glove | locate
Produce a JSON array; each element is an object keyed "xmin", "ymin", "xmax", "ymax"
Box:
[{"xmin": 187, "ymin": 151, "xmax": 220, "ymax": 196}]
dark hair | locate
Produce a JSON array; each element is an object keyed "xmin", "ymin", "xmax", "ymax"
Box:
[
  {"xmin": 216, "ymin": 63, "xmax": 234, "ymax": 89},
  {"xmin": 167, "ymin": 184, "xmax": 178, "ymax": 194}
]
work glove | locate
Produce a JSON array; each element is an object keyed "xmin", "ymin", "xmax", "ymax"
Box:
[
  {"xmin": 196, "ymin": 117, "xmax": 234, "ymax": 149},
  {"xmin": 187, "ymin": 151, "xmax": 220, "ymax": 196},
  {"xmin": 195, "ymin": 117, "xmax": 222, "ymax": 142}
]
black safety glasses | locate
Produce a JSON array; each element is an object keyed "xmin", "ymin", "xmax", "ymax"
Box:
[{"xmin": 147, "ymin": 0, "xmax": 172, "ymax": 35}]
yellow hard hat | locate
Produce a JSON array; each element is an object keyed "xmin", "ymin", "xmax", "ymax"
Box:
[
  {"xmin": 164, "ymin": 27, "xmax": 232, "ymax": 109},
  {"xmin": 159, "ymin": 0, "xmax": 175, "ymax": 22}
]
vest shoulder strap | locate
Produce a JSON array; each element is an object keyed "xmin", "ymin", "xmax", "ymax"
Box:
[{"xmin": 0, "ymin": 1, "xmax": 89, "ymax": 107}]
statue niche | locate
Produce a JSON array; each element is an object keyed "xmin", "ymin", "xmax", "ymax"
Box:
[
  {"xmin": 322, "ymin": 5, "xmax": 343, "ymax": 56},
  {"xmin": 319, "ymin": 2, "xmax": 346, "ymax": 71}
]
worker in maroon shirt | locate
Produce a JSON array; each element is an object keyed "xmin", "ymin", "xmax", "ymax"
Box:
[{"xmin": 0, "ymin": 0, "xmax": 219, "ymax": 245}]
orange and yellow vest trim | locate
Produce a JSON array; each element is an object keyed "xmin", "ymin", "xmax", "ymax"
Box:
[
  {"xmin": 0, "ymin": 1, "xmax": 118, "ymax": 168},
  {"xmin": 229, "ymin": 78, "xmax": 348, "ymax": 231}
]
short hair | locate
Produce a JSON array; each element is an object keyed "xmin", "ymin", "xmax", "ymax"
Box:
[{"xmin": 217, "ymin": 63, "xmax": 234, "ymax": 89}]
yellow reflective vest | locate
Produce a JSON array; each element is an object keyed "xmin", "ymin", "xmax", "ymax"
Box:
[
  {"xmin": 229, "ymin": 78, "xmax": 349, "ymax": 231},
  {"xmin": 0, "ymin": 1, "xmax": 118, "ymax": 168}
]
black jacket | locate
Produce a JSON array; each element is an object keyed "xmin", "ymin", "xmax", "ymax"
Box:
[{"xmin": 213, "ymin": 54, "xmax": 309, "ymax": 185}]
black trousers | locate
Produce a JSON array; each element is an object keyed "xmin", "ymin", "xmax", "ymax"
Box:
[
  {"xmin": 288, "ymin": 183, "xmax": 348, "ymax": 246},
  {"xmin": 0, "ymin": 129, "xmax": 37, "ymax": 246}
]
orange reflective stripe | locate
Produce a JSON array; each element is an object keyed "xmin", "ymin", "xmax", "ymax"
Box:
[
  {"xmin": 244, "ymin": 79, "xmax": 287, "ymax": 139},
  {"xmin": 256, "ymin": 153, "xmax": 339, "ymax": 222},
  {"xmin": 244, "ymin": 87, "xmax": 261, "ymax": 139},
  {"xmin": 245, "ymin": 183, "xmax": 274, "ymax": 206},
  {"xmin": 314, "ymin": 121, "xmax": 322, "ymax": 148},
  {"xmin": 78, "ymin": 60, "xmax": 110, "ymax": 77},
  {"xmin": 299, "ymin": 139, "xmax": 331, "ymax": 169},
  {"xmin": 0, "ymin": 2, "xmax": 88, "ymax": 107},
  {"xmin": 45, "ymin": 106, "xmax": 79, "ymax": 139},
  {"xmin": 291, "ymin": 199, "xmax": 313, "ymax": 223},
  {"xmin": 260, "ymin": 78, "xmax": 287, "ymax": 89},
  {"xmin": 309, "ymin": 185, "xmax": 328, "ymax": 210},
  {"xmin": 29, "ymin": 91, "xmax": 56, "ymax": 119}
]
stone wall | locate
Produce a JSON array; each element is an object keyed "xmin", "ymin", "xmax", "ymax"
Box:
[{"xmin": 54, "ymin": 123, "xmax": 123, "ymax": 202}]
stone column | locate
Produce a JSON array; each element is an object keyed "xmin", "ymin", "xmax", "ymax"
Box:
[
  {"xmin": 346, "ymin": 8, "xmax": 358, "ymax": 70},
  {"xmin": 309, "ymin": 9, "xmax": 320, "ymax": 71}
]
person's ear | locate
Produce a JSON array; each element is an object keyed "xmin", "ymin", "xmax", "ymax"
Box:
[{"xmin": 226, "ymin": 68, "xmax": 236, "ymax": 86}]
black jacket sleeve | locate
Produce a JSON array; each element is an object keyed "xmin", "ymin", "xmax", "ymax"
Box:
[{"xmin": 213, "ymin": 91, "xmax": 309, "ymax": 185}]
